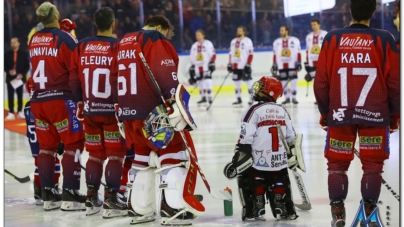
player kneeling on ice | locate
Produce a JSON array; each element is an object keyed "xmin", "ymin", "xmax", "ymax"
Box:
[{"xmin": 223, "ymin": 76, "xmax": 304, "ymax": 221}]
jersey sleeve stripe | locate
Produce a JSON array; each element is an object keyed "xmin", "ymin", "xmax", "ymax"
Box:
[{"xmin": 242, "ymin": 102, "xmax": 267, "ymax": 123}]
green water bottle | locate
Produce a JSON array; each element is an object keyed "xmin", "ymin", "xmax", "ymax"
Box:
[{"xmin": 223, "ymin": 187, "xmax": 233, "ymax": 216}]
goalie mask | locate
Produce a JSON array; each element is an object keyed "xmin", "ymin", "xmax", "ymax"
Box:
[
  {"xmin": 253, "ymin": 76, "xmax": 283, "ymax": 102},
  {"xmin": 142, "ymin": 105, "xmax": 175, "ymax": 150}
]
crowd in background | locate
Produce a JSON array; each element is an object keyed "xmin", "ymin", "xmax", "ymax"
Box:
[{"xmin": 4, "ymin": 0, "xmax": 399, "ymax": 52}]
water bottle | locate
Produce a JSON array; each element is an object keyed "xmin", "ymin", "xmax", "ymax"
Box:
[{"xmin": 223, "ymin": 187, "xmax": 233, "ymax": 216}]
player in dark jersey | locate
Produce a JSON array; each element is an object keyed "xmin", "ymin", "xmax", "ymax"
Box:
[
  {"xmin": 314, "ymin": 0, "xmax": 400, "ymax": 226},
  {"xmin": 112, "ymin": 15, "xmax": 204, "ymax": 225},
  {"xmin": 69, "ymin": 7, "xmax": 128, "ymax": 218},
  {"xmin": 28, "ymin": 2, "xmax": 85, "ymax": 211}
]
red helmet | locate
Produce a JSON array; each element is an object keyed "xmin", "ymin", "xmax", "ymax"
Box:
[{"xmin": 252, "ymin": 76, "xmax": 283, "ymax": 102}]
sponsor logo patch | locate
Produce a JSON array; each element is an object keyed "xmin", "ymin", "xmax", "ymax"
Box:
[
  {"xmin": 360, "ymin": 136, "xmax": 382, "ymax": 146},
  {"xmin": 330, "ymin": 138, "xmax": 353, "ymax": 150},
  {"xmin": 35, "ymin": 119, "xmax": 49, "ymax": 130},
  {"xmin": 53, "ymin": 119, "xmax": 69, "ymax": 132},
  {"xmin": 85, "ymin": 133, "xmax": 101, "ymax": 142}
]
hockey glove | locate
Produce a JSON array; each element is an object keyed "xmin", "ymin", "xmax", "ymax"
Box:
[
  {"xmin": 208, "ymin": 62, "xmax": 216, "ymax": 73},
  {"xmin": 304, "ymin": 62, "xmax": 310, "ymax": 72},
  {"xmin": 304, "ymin": 73, "xmax": 312, "ymax": 82},
  {"xmin": 59, "ymin": 19, "xmax": 76, "ymax": 33},
  {"xmin": 390, "ymin": 113, "xmax": 400, "ymax": 134},
  {"xmin": 319, "ymin": 114, "xmax": 328, "ymax": 131},
  {"xmin": 189, "ymin": 65, "xmax": 196, "ymax": 85},
  {"xmin": 76, "ymin": 101, "xmax": 84, "ymax": 121},
  {"xmin": 295, "ymin": 61, "xmax": 302, "ymax": 72},
  {"xmin": 227, "ymin": 63, "xmax": 233, "ymax": 73},
  {"xmin": 244, "ymin": 64, "xmax": 252, "ymax": 74},
  {"xmin": 223, "ymin": 144, "xmax": 253, "ymax": 180},
  {"xmin": 56, "ymin": 142, "xmax": 64, "ymax": 155},
  {"xmin": 271, "ymin": 64, "xmax": 278, "ymax": 75},
  {"xmin": 114, "ymin": 103, "xmax": 126, "ymax": 138}
]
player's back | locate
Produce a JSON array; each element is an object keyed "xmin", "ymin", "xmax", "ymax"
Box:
[
  {"xmin": 28, "ymin": 28, "xmax": 77, "ymax": 103},
  {"xmin": 116, "ymin": 30, "xmax": 179, "ymax": 120},
  {"xmin": 239, "ymin": 102, "xmax": 295, "ymax": 171},
  {"xmin": 315, "ymin": 25, "xmax": 400, "ymax": 126},
  {"xmin": 74, "ymin": 36, "xmax": 118, "ymax": 116}
]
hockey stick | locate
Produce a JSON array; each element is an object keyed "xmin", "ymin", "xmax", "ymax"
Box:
[
  {"xmin": 80, "ymin": 165, "xmax": 107, "ymax": 187},
  {"xmin": 353, "ymin": 148, "xmax": 400, "ymax": 202},
  {"xmin": 206, "ymin": 72, "xmax": 231, "ymax": 111},
  {"xmin": 135, "ymin": 43, "xmax": 231, "ymax": 201},
  {"xmin": 276, "ymin": 125, "xmax": 312, "ymax": 210},
  {"xmin": 4, "ymin": 169, "xmax": 31, "ymax": 183}
]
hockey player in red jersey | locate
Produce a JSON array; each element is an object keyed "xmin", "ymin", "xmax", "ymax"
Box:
[
  {"xmin": 28, "ymin": 2, "xmax": 86, "ymax": 211},
  {"xmin": 112, "ymin": 15, "xmax": 204, "ymax": 225},
  {"xmin": 69, "ymin": 7, "xmax": 128, "ymax": 218},
  {"xmin": 314, "ymin": 0, "xmax": 400, "ymax": 226}
]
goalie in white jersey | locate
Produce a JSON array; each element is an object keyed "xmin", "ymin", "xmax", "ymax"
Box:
[
  {"xmin": 223, "ymin": 76, "xmax": 304, "ymax": 221},
  {"xmin": 228, "ymin": 26, "xmax": 254, "ymax": 106},
  {"xmin": 304, "ymin": 19, "xmax": 327, "ymax": 104},
  {"xmin": 272, "ymin": 25, "xmax": 302, "ymax": 105},
  {"xmin": 189, "ymin": 29, "xmax": 216, "ymax": 104}
]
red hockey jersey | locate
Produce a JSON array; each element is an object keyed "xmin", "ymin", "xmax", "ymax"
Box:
[
  {"xmin": 112, "ymin": 30, "xmax": 179, "ymax": 120},
  {"xmin": 314, "ymin": 24, "xmax": 400, "ymax": 127},
  {"xmin": 28, "ymin": 28, "xmax": 78, "ymax": 102},
  {"xmin": 69, "ymin": 36, "xmax": 118, "ymax": 116}
]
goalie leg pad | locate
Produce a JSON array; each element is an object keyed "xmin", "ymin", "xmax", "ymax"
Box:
[
  {"xmin": 291, "ymin": 133, "xmax": 306, "ymax": 172},
  {"xmin": 130, "ymin": 169, "xmax": 157, "ymax": 216},
  {"xmin": 237, "ymin": 170, "xmax": 254, "ymax": 220}
]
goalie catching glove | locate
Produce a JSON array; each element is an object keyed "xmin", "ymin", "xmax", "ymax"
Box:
[
  {"xmin": 223, "ymin": 144, "xmax": 253, "ymax": 179},
  {"xmin": 166, "ymin": 84, "xmax": 197, "ymax": 132},
  {"xmin": 114, "ymin": 104, "xmax": 126, "ymax": 139}
]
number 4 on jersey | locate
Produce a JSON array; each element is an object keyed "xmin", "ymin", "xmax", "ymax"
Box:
[{"xmin": 32, "ymin": 60, "xmax": 48, "ymax": 89}]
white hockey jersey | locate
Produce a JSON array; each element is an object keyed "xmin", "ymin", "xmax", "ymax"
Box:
[
  {"xmin": 273, "ymin": 36, "xmax": 301, "ymax": 70},
  {"xmin": 190, "ymin": 40, "xmax": 215, "ymax": 73},
  {"xmin": 238, "ymin": 102, "xmax": 296, "ymax": 171},
  {"xmin": 229, "ymin": 37, "xmax": 254, "ymax": 69},
  {"xmin": 305, "ymin": 30, "xmax": 327, "ymax": 67}
]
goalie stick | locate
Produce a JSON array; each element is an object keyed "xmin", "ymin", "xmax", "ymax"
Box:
[
  {"xmin": 206, "ymin": 72, "xmax": 231, "ymax": 111},
  {"xmin": 276, "ymin": 125, "xmax": 312, "ymax": 210},
  {"xmin": 353, "ymin": 148, "xmax": 400, "ymax": 202},
  {"xmin": 4, "ymin": 169, "xmax": 31, "ymax": 183},
  {"xmin": 134, "ymin": 42, "xmax": 231, "ymax": 201}
]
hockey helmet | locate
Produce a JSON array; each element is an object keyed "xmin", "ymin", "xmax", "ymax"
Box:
[
  {"xmin": 252, "ymin": 76, "xmax": 283, "ymax": 102},
  {"xmin": 142, "ymin": 104, "xmax": 175, "ymax": 150}
]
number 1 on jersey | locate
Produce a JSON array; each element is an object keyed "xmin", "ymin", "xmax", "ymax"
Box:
[{"xmin": 269, "ymin": 127, "xmax": 279, "ymax": 152}]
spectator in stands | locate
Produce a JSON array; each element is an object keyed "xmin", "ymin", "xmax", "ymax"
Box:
[
  {"xmin": 121, "ymin": 16, "xmax": 139, "ymax": 34},
  {"xmin": 191, "ymin": 10, "xmax": 204, "ymax": 34},
  {"xmin": 4, "ymin": 38, "xmax": 30, "ymax": 120}
]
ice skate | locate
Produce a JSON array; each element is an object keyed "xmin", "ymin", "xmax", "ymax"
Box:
[
  {"xmin": 292, "ymin": 99, "xmax": 298, "ymax": 104},
  {"xmin": 359, "ymin": 200, "xmax": 379, "ymax": 227},
  {"xmin": 208, "ymin": 98, "xmax": 213, "ymax": 105},
  {"xmin": 274, "ymin": 192, "xmax": 288, "ymax": 220},
  {"xmin": 33, "ymin": 182, "xmax": 43, "ymax": 205},
  {"xmin": 232, "ymin": 98, "xmax": 242, "ymax": 107},
  {"xmin": 42, "ymin": 186, "xmax": 62, "ymax": 211},
  {"xmin": 85, "ymin": 185, "xmax": 103, "ymax": 216},
  {"xmin": 252, "ymin": 194, "xmax": 266, "ymax": 221},
  {"xmin": 282, "ymin": 98, "xmax": 290, "ymax": 104},
  {"xmin": 130, "ymin": 211, "xmax": 156, "ymax": 225},
  {"xmin": 160, "ymin": 193, "xmax": 193, "ymax": 226},
  {"xmin": 241, "ymin": 201, "xmax": 254, "ymax": 221},
  {"xmin": 61, "ymin": 188, "xmax": 86, "ymax": 211},
  {"xmin": 197, "ymin": 97, "xmax": 207, "ymax": 105},
  {"xmin": 330, "ymin": 199, "xmax": 346, "ymax": 227},
  {"xmin": 102, "ymin": 187, "xmax": 128, "ymax": 219}
]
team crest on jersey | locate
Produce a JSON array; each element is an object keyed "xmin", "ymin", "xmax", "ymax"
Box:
[
  {"xmin": 255, "ymin": 150, "xmax": 269, "ymax": 167},
  {"xmin": 196, "ymin": 53, "xmax": 204, "ymax": 61},
  {"xmin": 234, "ymin": 48, "xmax": 241, "ymax": 57},
  {"xmin": 281, "ymin": 48, "xmax": 291, "ymax": 57},
  {"xmin": 310, "ymin": 44, "xmax": 321, "ymax": 54},
  {"xmin": 240, "ymin": 123, "xmax": 246, "ymax": 135}
]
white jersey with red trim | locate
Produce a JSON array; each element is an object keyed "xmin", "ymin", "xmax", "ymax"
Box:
[
  {"xmin": 305, "ymin": 30, "xmax": 327, "ymax": 67},
  {"xmin": 273, "ymin": 36, "xmax": 301, "ymax": 70},
  {"xmin": 190, "ymin": 40, "xmax": 215, "ymax": 73},
  {"xmin": 229, "ymin": 37, "xmax": 254, "ymax": 69},
  {"xmin": 238, "ymin": 102, "xmax": 296, "ymax": 171}
]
